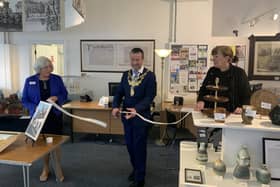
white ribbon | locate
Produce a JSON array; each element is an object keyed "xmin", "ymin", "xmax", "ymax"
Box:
[
  {"xmin": 47, "ymin": 99, "xmax": 191, "ymax": 127},
  {"xmin": 120, "ymin": 111, "xmax": 191, "ymax": 125},
  {"xmin": 47, "ymin": 99, "xmax": 107, "ymax": 128}
]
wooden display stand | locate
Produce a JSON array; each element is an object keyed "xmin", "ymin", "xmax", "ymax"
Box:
[{"xmin": 202, "ymin": 78, "xmax": 229, "ymax": 122}]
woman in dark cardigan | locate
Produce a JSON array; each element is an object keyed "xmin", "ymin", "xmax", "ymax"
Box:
[{"xmin": 196, "ymin": 46, "xmax": 251, "ymax": 113}]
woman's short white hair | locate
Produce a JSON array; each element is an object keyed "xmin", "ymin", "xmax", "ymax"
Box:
[{"xmin": 33, "ymin": 56, "xmax": 52, "ymax": 74}]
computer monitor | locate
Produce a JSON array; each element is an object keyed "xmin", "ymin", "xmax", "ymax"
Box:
[{"xmin": 108, "ymin": 82, "xmax": 120, "ymax": 96}]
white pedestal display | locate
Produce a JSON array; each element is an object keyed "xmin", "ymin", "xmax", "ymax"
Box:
[
  {"xmin": 178, "ymin": 112, "xmax": 280, "ymax": 187},
  {"xmin": 179, "ymin": 142, "xmax": 280, "ymax": 187},
  {"xmin": 192, "ymin": 112, "xmax": 280, "ymax": 168}
]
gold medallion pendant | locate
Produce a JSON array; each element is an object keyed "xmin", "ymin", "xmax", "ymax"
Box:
[
  {"xmin": 130, "ymin": 86, "xmax": 135, "ymax": 96},
  {"xmin": 128, "ymin": 70, "xmax": 149, "ymax": 97}
]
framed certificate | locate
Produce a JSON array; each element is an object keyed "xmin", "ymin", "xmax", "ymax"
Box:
[
  {"xmin": 185, "ymin": 168, "xmax": 203, "ymax": 184},
  {"xmin": 263, "ymin": 138, "xmax": 280, "ymax": 180},
  {"xmin": 80, "ymin": 40, "xmax": 155, "ymax": 72}
]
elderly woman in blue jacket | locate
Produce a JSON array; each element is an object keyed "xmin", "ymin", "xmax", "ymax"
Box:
[{"xmin": 22, "ymin": 56, "xmax": 68, "ymax": 182}]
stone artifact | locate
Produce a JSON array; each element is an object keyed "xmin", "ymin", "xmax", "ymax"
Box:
[
  {"xmin": 196, "ymin": 142, "xmax": 208, "ymax": 164},
  {"xmin": 269, "ymin": 105, "xmax": 280, "ymax": 126},
  {"xmin": 233, "ymin": 146, "xmax": 251, "ymax": 180},
  {"xmin": 6, "ymin": 94, "xmax": 23, "ymax": 115},
  {"xmin": 256, "ymin": 164, "xmax": 271, "ymax": 185},
  {"xmin": 0, "ymin": 93, "xmax": 23, "ymax": 115},
  {"xmin": 0, "ymin": 99, "xmax": 7, "ymax": 114},
  {"xmin": 250, "ymin": 89, "xmax": 278, "ymax": 116},
  {"xmin": 242, "ymin": 105, "xmax": 256, "ymax": 124},
  {"xmin": 213, "ymin": 159, "xmax": 226, "ymax": 177}
]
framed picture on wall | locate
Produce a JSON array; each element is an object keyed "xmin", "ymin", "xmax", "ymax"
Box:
[
  {"xmin": 80, "ymin": 40, "xmax": 155, "ymax": 73},
  {"xmin": 248, "ymin": 33, "xmax": 280, "ymax": 81}
]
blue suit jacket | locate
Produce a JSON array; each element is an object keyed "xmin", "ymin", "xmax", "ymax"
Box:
[
  {"xmin": 112, "ymin": 68, "xmax": 157, "ymax": 121},
  {"xmin": 22, "ymin": 74, "xmax": 68, "ymax": 116}
]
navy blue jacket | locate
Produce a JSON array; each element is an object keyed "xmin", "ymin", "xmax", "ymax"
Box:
[
  {"xmin": 22, "ymin": 74, "xmax": 68, "ymax": 116},
  {"xmin": 112, "ymin": 68, "xmax": 157, "ymax": 119}
]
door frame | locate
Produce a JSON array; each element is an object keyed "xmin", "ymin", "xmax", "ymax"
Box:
[{"xmin": 28, "ymin": 40, "xmax": 66, "ymax": 76}]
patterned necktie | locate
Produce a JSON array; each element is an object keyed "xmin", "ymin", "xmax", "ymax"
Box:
[{"xmin": 133, "ymin": 70, "xmax": 139, "ymax": 80}]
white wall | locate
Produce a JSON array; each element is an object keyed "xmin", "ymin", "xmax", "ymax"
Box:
[
  {"xmin": 213, "ymin": 0, "xmax": 280, "ymax": 36},
  {"xmin": 6, "ymin": 0, "xmax": 280, "ymax": 105}
]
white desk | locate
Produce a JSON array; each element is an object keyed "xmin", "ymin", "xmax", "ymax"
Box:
[
  {"xmin": 179, "ymin": 141, "xmax": 280, "ymax": 187},
  {"xmin": 192, "ymin": 112, "xmax": 280, "ymax": 168}
]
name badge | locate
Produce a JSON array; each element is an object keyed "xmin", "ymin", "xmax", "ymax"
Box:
[
  {"xmin": 261, "ymin": 102, "xmax": 271, "ymax": 110},
  {"xmin": 245, "ymin": 109, "xmax": 257, "ymax": 118},
  {"xmin": 214, "ymin": 113, "xmax": 226, "ymax": 121},
  {"xmin": 29, "ymin": 81, "xmax": 36, "ymax": 85}
]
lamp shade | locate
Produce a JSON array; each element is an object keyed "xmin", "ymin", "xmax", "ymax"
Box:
[{"xmin": 155, "ymin": 49, "xmax": 172, "ymax": 58}]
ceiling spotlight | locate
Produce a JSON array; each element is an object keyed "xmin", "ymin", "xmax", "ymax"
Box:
[
  {"xmin": 0, "ymin": 1, "xmax": 4, "ymax": 8},
  {"xmin": 273, "ymin": 13, "xmax": 279, "ymax": 21},
  {"xmin": 249, "ymin": 19, "xmax": 257, "ymax": 27}
]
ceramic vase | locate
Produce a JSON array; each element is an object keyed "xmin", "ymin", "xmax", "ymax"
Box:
[
  {"xmin": 196, "ymin": 142, "xmax": 208, "ymax": 164},
  {"xmin": 233, "ymin": 146, "xmax": 251, "ymax": 180},
  {"xmin": 213, "ymin": 159, "xmax": 226, "ymax": 177},
  {"xmin": 256, "ymin": 164, "xmax": 271, "ymax": 185}
]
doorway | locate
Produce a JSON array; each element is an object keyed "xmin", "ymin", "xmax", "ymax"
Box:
[{"xmin": 31, "ymin": 43, "xmax": 64, "ymax": 75}]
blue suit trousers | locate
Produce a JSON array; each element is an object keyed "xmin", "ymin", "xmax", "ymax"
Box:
[{"xmin": 122, "ymin": 117, "xmax": 149, "ymax": 182}]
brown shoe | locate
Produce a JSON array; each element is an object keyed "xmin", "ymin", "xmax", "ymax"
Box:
[
  {"xmin": 40, "ymin": 170, "xmax": 50, "ymax": 182},
  {"xmin": 57, "ymin": 176, "xmax": 65, "ymax": 182}
]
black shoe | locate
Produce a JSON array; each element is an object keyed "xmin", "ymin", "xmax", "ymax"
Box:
[
  {"xmin": 129, "ymin": 181, "xmax": 145, "ymax": 187},
  {"xmin": 128, "ymin": 172, "xmax": 135, "ymax": 182}
]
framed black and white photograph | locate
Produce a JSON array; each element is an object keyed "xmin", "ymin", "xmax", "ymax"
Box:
[
  {"xmin": 0, "ymin": 0, "xmax": 23, "ymax": 32},
  {"xmin": 25, "ymin": 101, "xmax": 52, "ymax": 141},
  {"xmin": 248, "ymin": 33, "xmax": 280, "ymax": 81},
  {"xmin": 80, "ymin": 40, "xmax": 155, "ymax": 73},
  {"xmin": 185, "ymin": 168, "xmax": 203, "ymax": 184},
  {"xmin": 72, "ymin": 0, "xmax": 85, "ymax": 18},
  {"xmin": 24, "ymin": 0, "xmax": 61, "ymax": 31},
  {"xmin": 263, "ymin": 138, "xmax": 280, "ymax": 180}
]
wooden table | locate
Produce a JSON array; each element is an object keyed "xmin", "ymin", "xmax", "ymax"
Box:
[
  {"xmin": 160, "ymin": 102, "xmax": 197, "ymax": 138},
  {"xmin": 63, "ymin": 101, "xmax": 197, "ymax": 142},
  {"xmin": 0, "ymin": 134, "xmax": 69, "ymax": 187},
  {"xmin": 63, "ymin": 101, "xmax": 123, "ymax": 142}
]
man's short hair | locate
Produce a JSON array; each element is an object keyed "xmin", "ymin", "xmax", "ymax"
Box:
[{"xmin": 130, "ymin": 48, "xmax": 144, "ymax": 59}]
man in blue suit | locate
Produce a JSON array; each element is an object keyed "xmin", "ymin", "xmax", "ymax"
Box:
[{"xmin": 112, "ymin": 48, "xmax": 157, "ymax": 187}]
